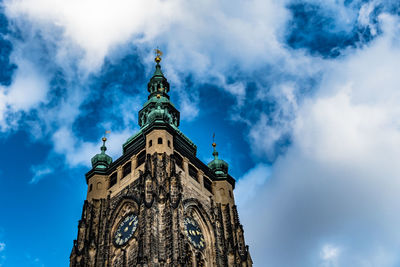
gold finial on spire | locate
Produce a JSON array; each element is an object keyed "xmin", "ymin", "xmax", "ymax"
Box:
[
  {"xmin": 103, "ymin": 130, "xmax": 111, "ymax": 142},
  {"xmin": 155, "ymin": 48, "xmax": 163, "ymax": 63},
  {"xmin": 212, "ymin": 133, "xmax": 216, "ymax": 148}
]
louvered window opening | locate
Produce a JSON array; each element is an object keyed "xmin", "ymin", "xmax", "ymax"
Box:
[
  {"xmin": 189, "ymin": 164, "xmax": 198, "ymax": 182},
  {"xmin": 122, "ymin": 162, "xmax": 131, "ymax": 178},
  {"xmin": 137, "ymin": 151, "xmax": 146, "ymax": 167},
  {"xmin": 175, "ymin": 153, "xmax": 183, "ymax": 169},
  {"xmin": 203, "ymin": 177, "xmax": 212, "ymax": 193},
  {"xmin": 109, "ymin": 172, "xmax": 117, "ymax": 188}
]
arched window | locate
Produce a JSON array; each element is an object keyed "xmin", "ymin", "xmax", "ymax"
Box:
[
  {"xmin": 149, "ymin": 140, "xmax": 152, "ymax": 147},
  {"xmin": 168, "ymin": 140, "xmax": 171, "ymax": 148},
  {"xmin": 89, "ymin": 184, "xmax": 93, "ymax": 192},
  {"xmin": 158, "ymin": 137, "xmax": 163, "ymax": 144}
]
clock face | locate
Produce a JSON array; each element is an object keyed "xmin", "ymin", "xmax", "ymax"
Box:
[
  {"xmin": 113, "ymin": 213, "xmax": 138, "ymax": 247},
  {"xmin": 184, "ymin": 217, "xmax": 205, "ymax": 250}
]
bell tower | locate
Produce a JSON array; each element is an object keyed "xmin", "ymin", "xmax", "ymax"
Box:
[{"xmin": 70, "ymin": 52, "xmax": 252, "ymax": 267}]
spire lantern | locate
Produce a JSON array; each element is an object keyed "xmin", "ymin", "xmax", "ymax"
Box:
[{"xmin": 138, "ymin": 49, "xmax": 180, "ymax": 129}]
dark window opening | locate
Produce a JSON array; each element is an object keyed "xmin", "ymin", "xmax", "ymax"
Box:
[
  {"xmin": 174, "ymin": 153, "xmax": 183, "ymax": 169},
  {"xmin": 204, "ymin": 177, "xmax": 213, "ymax": 193},
  {"xmin": 158, "ymin": 137, "xmax": 163, "ymax": 144},
  {"xmin": 229, "ymin": 190, "xmax": 232, "ymax": 198},
  {"xmin": 122, "ymin": 162, "xmax": 131, "ymax": 178},
  {"xmin": 189, "ymin": 164, "xmax": 198, "ymax": 182},
  {"xmin": 109, "ymin": 172, "xmax": 117, "ymax": 188},
  {"xmin": 137, "ymin": 150, "xmax": 146, "ymax": 167},
  {"xmin": 149, "ymin": 140, "xmax": 152, "ymax": 147},
  {"xmin": 89, "ymin": 184, "xmax": 93, "ymax": 192},
  {"xmin": 168, "ymin": 140, "xmax": 171, "ymax": 148}
]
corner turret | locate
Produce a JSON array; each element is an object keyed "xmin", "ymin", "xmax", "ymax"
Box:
[
  {"xmin": 207, "ymin": 141, "xmax": 229, "ymax": 177},
  {"xmin": 91, "ymin": 137, "xmax": 112, "ymax": 170}
]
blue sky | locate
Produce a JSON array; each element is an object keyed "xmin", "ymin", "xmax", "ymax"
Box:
[{"xmin": 1, "ymin": 0, "xmax": 400, "ymax": 266}]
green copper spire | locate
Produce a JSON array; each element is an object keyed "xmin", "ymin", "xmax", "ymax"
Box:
[
  {"xmin": 91, "ymin": 137, "xmax": 113, "ymax": 170},
  {"xmin": 147, "ymin": 58, "xmax": 170, "ymax": 100},
  {"xmin": 138, "ymin": 50, "xmax": 180, "ymax": 128},
  {"xmin": 207, "ymin": 138, "xmax": 229, "ymax": 177}
]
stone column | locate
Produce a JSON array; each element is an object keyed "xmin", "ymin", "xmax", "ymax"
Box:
[
  {"xmin": 183, "ymin": 158, "xmax": 189, "ymax": 181},
  {"xmin": 198, "ymin": 170, "xmax": 204, "ymax": 192},
  {"xmin": 131, "ymin": 155, "xmax": 137, "ymax": 178}
]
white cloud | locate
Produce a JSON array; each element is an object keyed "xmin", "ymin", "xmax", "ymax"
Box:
[
  {"xmin": 0, "ymin": 0, "xmax": 298, "ymax": 168},
  {"xmin": 237, "ymin": 14, "xmax": 400, "ymax": 267},
  {"xmin": 235, "ymin": 164, "xmax": 270, "ymax": 207},
  {"xmin": 320, "ymin": 244, "xmax": 340, "ymax": 267},
  {"xmin": 0, "ymin": 242, "xmax": 5, "ymax": 267},
  {"xmin": 321, "ymin": 244, "xmax": 339, "ymax": 260},
  {"xmin": 29, "ymin": 165, "xmax": 53, "ymax": 184},
  {"xmin": 51, "ymin": 126, "xmax": 132, "ymax": 168},
  {"xmin": 4, "ymin": 0, "xmax": 183, "ymax": 70},
  {"xmin": 28, "ymin": 126, "xmax": 134, "ymax": 183},
  {"xmin": 3, "ymin": 0, "xmax": 294, "ymax": 77},
  {"xmin": 0, "ymin": 59, "xmax": 49, "ymax": 131},
  {"xmin": 1, "ymin": 1, "xmax": 400, "ymax": 266}
]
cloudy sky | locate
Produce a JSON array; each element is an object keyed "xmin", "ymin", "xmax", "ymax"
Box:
[{"xmin": 0, "ymin": 0, "xmax": 400, "ymax": 266}]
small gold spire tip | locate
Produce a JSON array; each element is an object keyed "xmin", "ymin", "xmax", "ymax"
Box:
[
  {"xmin": 155, "ymin": 48, "xmax": 163, "ymax": 63},
  {"xmin": 212, "ymin": 133, "xmax": 216, "ymax": 147}
]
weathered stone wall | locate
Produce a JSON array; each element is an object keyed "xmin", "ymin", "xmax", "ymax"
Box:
[{"xmin": 71, "ymin": 152, "xmax": 252, "ymax": 267}]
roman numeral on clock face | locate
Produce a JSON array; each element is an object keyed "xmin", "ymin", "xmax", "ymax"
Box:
[
  {"xmin": 113, "ymin": 213, "xmax": 138, "ymax": 247},
  {"xmin": 184, "ymin": 217, "xmax": 206, "ymax": 250}
]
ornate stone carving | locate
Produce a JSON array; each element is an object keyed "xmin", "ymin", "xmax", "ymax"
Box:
[{"xmin": 71, "ymin": 151, "xmax": 252, "ymax": 267}]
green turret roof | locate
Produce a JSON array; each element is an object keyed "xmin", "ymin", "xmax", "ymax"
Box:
[
  {"xmin": 207, "ymin": 142, "xmax": 229, "ymax": 177},
  {"xmin": 91, "ymin": 137, "xmax": 112, "ymax": 170}
]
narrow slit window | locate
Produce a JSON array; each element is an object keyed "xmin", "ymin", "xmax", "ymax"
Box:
[
  {"xmin": 149, "ymin": 140, "xmax": 152, "ymax": 147},
  {"xmin": 89, "ymin": 184, "xmax": 93, "ymax": 192},
  {"xmin": 168, "ymin": 140, "xmax": 171, "ymax": 148}
]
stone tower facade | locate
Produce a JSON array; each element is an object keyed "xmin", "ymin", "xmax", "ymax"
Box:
[{"xmin": 70, "ymin": 55, "xmax": 252, "ymax": 267}]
